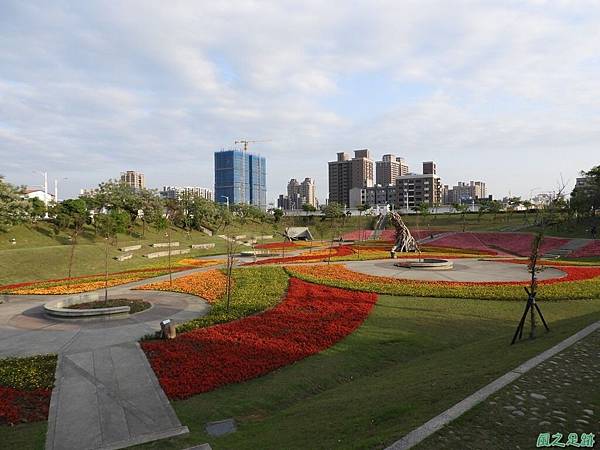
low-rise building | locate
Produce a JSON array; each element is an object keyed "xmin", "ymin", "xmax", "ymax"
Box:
[{"xmin": 160, "ymin": 186, "xmax": 213, "ymax": 201}]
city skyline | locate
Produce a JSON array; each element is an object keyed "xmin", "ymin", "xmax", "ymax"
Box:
[{"xmin": 2, "ymin": 2, "xmax": 599, "ymax": 203}]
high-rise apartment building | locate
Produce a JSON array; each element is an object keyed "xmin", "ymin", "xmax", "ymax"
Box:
[
  {"xmin": 328, "ymin": 149, "xmax": 374, "ymax": 207},
  {"xmin": 396, "ymin": 174, "xmax": 442, "ymax": 208},
  {"xmin": 376, "ymin": 154, "xmax": 409, "ymax": 186},
  {"xmin": 377, "ymin": 154, "xmax": 408, "ymax": 185},
  {"xmin": 160, "ymin": 186, "xmax": 213, "ymax": 201},
  {"xmin": 120, "ymin": 171, "xmax": 145, "ymax": 190},
  {"xmin": 299, "ymin": 177, "xmax": 316, "ymax": 207},
  {"xmin": 214, "ymin": 149, "xmax": 266, "ymax": 209},
  {"xmin": 277, "ymin": 177, "xmax": 317, "ymax": 210},
  {"xmin": 422, "ymin": 161, "xmax": 437, "ymax": 175}
]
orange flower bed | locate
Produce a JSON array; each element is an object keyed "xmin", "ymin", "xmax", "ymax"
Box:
[
  {"xmin": 11, "ymin": 277, "xmax": 140, "ymax": 295},
  {"xmin": 138, "ymin": 269, "xmax": 228, "ymax": 303},
  {"xmin": 176, "ymin": 258, "xmax": 224, "ymax": 267}
]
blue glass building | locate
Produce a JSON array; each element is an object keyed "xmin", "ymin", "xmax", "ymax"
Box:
[{"xmin": 214, "ymin": 149, "xmax": 267, "ymax": 209}]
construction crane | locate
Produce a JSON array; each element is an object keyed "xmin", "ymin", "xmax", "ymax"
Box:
[{"xmin": 234, "ymin": 139, "xmax": 271, "ymax": 152}]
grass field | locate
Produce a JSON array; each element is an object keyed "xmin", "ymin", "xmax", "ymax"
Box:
[
  {"xmin": 0, "ymin": 222, "xmax": 282, "ymax": 285},
  {"xmin": 126, "ymin": 294, "xmax": 600, "ymax": 450}
]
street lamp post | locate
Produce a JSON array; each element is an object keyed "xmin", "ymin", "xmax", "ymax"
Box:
[
  {"xmin": 33, "ymin": 170, "xmax": 49, "ymax": 218},
  {"xmin": 54, "ymin": 177, "xmax": 68, "ymax": 204},
  {"xmin": 221, "ymin": 195, "xmax": 230, "ymax": 210}
]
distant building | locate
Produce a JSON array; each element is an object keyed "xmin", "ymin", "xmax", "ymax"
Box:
[
  {"xmin": 278, "ymin": 177, "xmax": 317, "ymax": 210},
  {"xmin": 120, "ymin": 171, "xmax": 145, "ymax": 190},
  {"xmin": 444, "ymin": 181, "xmax": 486, "ymax": 204},
  {"xmin": 214, "ymin": 149, "xmax": 266, "ymax": 209},
  {"xmin": 328, "ymin": 149, "xmax": 374, "ymax": 207},
  {"xmin": 396, "ymin": 173, "xmax": 442, "ymax": 208},
  {"xmin": 349, "ymin": 185, "xmax": 396, "ymax": 208},
  {"xmin": 23, "ymin": 188, "xmax": 54, "ymax": 203},
  {"xmin": 422, "ymin": 161, "xmax": 437, "ymax": 175},
  {"xmin": 160, "ymin": 186, "xmax": 213, "ymax": 201},
  {"xmin": 376, "ymin": 154, "xmax": 409, "ymax": 186}
]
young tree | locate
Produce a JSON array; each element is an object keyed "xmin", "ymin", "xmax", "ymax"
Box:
[
  {"xmin": 53, "ymin": 199, "xmax": 88, "ymax": 279},
  {"xmin": 152, "ymin": 214, "xmax": 173, "ymax": 286},
  {"xmin": 452, "ymin": 203, "xmax": 470, "ymax": 232},
  {"xmin": 95, "ymin": 210, "xmax": 130, "ymax": 302}
]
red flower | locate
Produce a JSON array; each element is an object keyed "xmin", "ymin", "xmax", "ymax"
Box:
[
  {"xmin": 141, "ymin": 278, "xmax": 377, "ymax": 399},
  {"xmin": 0, "ymin": 387, "xmax": 52, "ymax": 425}
]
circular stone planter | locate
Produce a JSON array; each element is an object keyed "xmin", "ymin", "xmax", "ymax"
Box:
[
  {"xmin": 394, "ymin": 258, "xmax": 454, "ymax": 270},
  {"xmin": 44, "ymin": 293, "xmax": 132, "ymax": 318}
]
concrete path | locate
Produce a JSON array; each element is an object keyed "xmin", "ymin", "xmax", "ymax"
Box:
[
  {"xmin": 343, "ymin": 259, "xmax": 566, "ymax": 282},
  {"xmin": 0, "ymin": 265, "xmax": 222, "ymax": 449},
  {"xmin": 543, "ymin": 238, "xmax": 592, "ymax": 259},
  {"xmin": 46, "ymin": 342, "xmax": 188, "ymax": 450}
]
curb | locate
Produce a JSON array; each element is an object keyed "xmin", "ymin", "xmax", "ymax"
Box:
[{"xmin": 385, "ymin": 320, "xmax": 600, "ymax": 450}]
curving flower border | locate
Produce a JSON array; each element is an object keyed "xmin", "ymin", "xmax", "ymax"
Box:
[
  {"xmin": 285, "ymin": 264, "xmax": 600, "ymax": 301},
  {"xmin": 142, "ymin": 278, "xmax": 377, "ymax": 399}
]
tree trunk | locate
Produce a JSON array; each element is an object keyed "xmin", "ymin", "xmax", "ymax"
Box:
[{"xmin": 68, "ymin": 231, "xmax": 78, "ymax": 279}]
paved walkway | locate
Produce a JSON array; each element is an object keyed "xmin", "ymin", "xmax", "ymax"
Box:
[
  {"xmin": 543, "ymin": 238, "xmax": 592, "ymax": 259},
  {"xmin": 0, "ymin": 266, "xmax": 218, "ymax": 450},
  {"xmin": 413, "ymin": 328, "xmax": 600, "ymax": 449},
  {"xmin": 343, "ymin": 259, "xmax": 565, "ymax": 282}
]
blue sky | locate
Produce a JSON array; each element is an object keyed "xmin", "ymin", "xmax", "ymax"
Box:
[{"xmin": 1, "ymin": 1, "xmax": 599, "ymax": 204}]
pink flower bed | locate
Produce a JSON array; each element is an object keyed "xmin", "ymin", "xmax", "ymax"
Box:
[
  {"xmin": 342, "ymin": 230, "xmax": 374, "ymax": 240},
  {"xmin": 476, "ymin": 233, "xmax": 569, "ymax": 257},
  {"xmin": 428, "ymin": 232, "xmax": 570, "ymax": 257},
  {"xmin": 570, "ymin": 240, "xmax": 600, "ymax": 258},
  {"xmin": 428, "ymin": 233, "xmax": 498, "ymax": 254},
  {"xmin": 380, "ymin": 229, "xmax": 447, "ymax": 242}
]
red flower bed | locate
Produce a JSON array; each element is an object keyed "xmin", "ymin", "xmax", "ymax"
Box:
[
  {"xmin": 142, "ymin": 278, "xmax": 377, "ymax": 399},
  {"xmin": 247, "ymin": 245, "xmax": 355, "ymax": 265},
  {"xmin": 489, "ymin": 260, "xmax": 600, "ymax": 285},
  {"xmin": 341, "ymin": 230, "xmax": 374, "ymax": 240},
  {"xmin": 254, "ymin": 241, "xmax": 299, "ymax": 249},
  {"xmin": 570, "ymin": 240, "xmax": 600, "ymax": 258},
  {"xmin": 0, "ymin": 387, "xmax": 51, "ymax": 425}
]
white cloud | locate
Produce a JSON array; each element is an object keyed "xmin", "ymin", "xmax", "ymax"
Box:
[{"xmin": 1, "ymin": 0, "xmax": 599, "ymax": 201}]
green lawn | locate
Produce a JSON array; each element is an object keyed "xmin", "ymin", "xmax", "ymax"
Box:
[
  {"xmin": 0, "ymin": 222, "xmax": 287, "ymax": 285},
  {"xmin": 131, "ymin": 295, "xmax": 600, "ymax": 450}
]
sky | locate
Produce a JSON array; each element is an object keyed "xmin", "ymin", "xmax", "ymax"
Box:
[{"xmin": 1, "ymin": 0, "xmax": 599, "ymax": 204}]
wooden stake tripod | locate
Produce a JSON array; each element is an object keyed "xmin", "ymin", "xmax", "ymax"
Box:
[
  {"xmin": 511, "ymin": 231, "xmax": 550, "ymax": 345},
  {"xmin": 511, "ymin": 281, "xmax": 550, "ymax": 345}
]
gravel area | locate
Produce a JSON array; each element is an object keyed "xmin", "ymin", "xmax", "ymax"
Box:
[{"xmin": 417, "ymin": 330, "xmax": 600, "ymax": 449}]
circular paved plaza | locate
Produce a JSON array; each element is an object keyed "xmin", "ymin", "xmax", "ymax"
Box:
[{"xmin": 343, "ymin": 258, "xmax": 566, "ymax": 282}]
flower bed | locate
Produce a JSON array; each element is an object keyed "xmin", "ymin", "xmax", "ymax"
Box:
[
  {"xmin": 176, "ymin": 258, "xmax": 224, "ymax": 267},
  {"xmin": 246, "ymin": 245, "xmax": 355, "ymax": 265},
  {"xmin": 426, "ymin": 233, "xmax": 501, "ymax": 255},
  {"xmin": 0, "ymin": 267, "xmax": 191, "ymax": 295},
  {"xmin": 428, "ymin": 232, "xmax": 570, "ymax": 257},
  {"xmin": 254, "ymin": 241, "xmax": 299, "ymax": 249},
  {"xmin": 570, "ymin": 240, "xmax": 600, "ymax": 258},
  {"xmin": 341, "ymin": 230, "xmax": 375, "ymax": 241},
  {"xmin": 138, "ymin": 269, "xmax": 227, "ymax": 303},
  {"xmin": 378, "ymin": 229, "xmax": 432, "ymax": 242},
  {"xmin": 142, "ymin": 278, "xmax": 377, "ymax": 399},
  {"xmin": 68, "ymin": 298, "xmax": 151, "ymax": 314},
  {"xmin": 285, "ymin": 264, "xmax": 600, "ymax": 301},
  {"xmin": 0, "ymin": 355, "xmax": 56, "ymax": 425}
]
